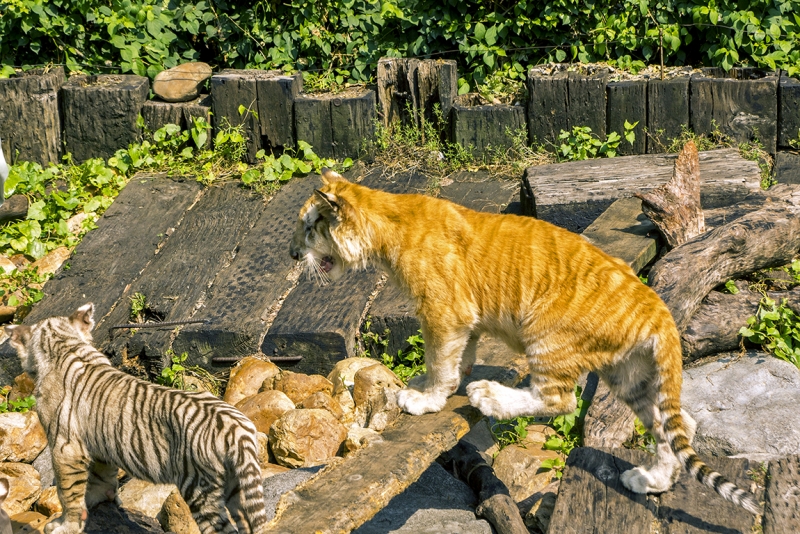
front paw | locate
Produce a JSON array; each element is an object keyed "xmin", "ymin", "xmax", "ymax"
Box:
[
  {"xmin": 396, "ymin": 388, "xmax": 446, "ymax": 415},
  {"xmin": 466, "ymin": 380, "xmax": 506, "ymax": 418},
  {"xmin": 45, "ymin": 518, "xmax": 84, "ymax": 534}
]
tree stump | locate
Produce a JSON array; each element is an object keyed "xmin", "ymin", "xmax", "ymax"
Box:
[
  {"xmin": 776, "ymin": 151, "xmax": 800, "ymax": 185},
  {"xmin": 62, "ymin": 74, "xmax": 149, "ymax": 162},
  {"xmin": 647, "ymin": 75, "xmax": 690, "ymax": 153},
  {"xmin": 294, "ymin": 89, "xmax": 375, "ymax": 160},
  {"xmin": 779, "ymin": 72, "xmax": 800, "ymax": 149},
  {"xmin": 635, "ymin": 140, "xmax": 705, "ymax": 248},
  {"xmin": 649, "ymin": 186, "xmax": 800, "ymax": 332},
  {"xmin": 606, "ymin": 80, "xmax": 647, "ymax": 155},
  {"xmin": 142, "ymin": 95, "xmax": 212, "ymax": 146},
  {"xmin": 691, "ymin": 67, "xmax": 778, "ymax": 154},
  {"xmin": 450, "ymin": 95, "xmax": 526, "ymax": 158},
  {"xmin": 0, "ymin": 67, "xmax": 65, "ymax": 166},
  {"xmin": 257, "ymin": 72, "xmax": 302, "ymax": 150},
  {"xmin": 376, "ymin": 58, "xmax": 457, "ymax": 129}
]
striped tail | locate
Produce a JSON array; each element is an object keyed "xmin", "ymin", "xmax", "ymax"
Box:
[{"xmin": 657, "ymin": 334, "xmax": 761, "ymax": 515}]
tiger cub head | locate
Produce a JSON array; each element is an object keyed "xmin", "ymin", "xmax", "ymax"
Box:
[
  {"xmin": 4, "ymin": 303, "xmax": 95, "ymax": 377},
  {"xmin": 290, "ymin": 169, "xmax": 367, "ymax": 284}
]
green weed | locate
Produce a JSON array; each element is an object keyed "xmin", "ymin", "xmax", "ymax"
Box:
[
  {"xmin": 740, "ymin": 295, "xmax": 800, "ymax": 369},
  {"xmin": 0, "ymin": 385, "xmax": 35, "ymax": 414}
]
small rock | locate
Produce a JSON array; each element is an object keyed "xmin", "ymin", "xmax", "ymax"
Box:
[
  {"xmin": 353, "ymin": 365, "xmax": 403, "ymax": 431},
  {"xmin": 0, "ymin": 306, "xmax": 15, "ymax": 323},
  {"xmin": 297, "ymin": 391, "xmax": 344, "ymax": 421},
  {"xmin": 270, "ymin": 372, "xmax": 333, "ymax": 405},
  {"xmin": 180, "ymin": 375, "xmax": 210, "ymax": 393},
  {"xmin": 269, "ymin": 409, "xmax": 348, "ymax": 468},
  {"xmin": 261, "ymin": 463, "xmax": 292, "ymax": 479},
  {"xmin": 152, "ymin": 62, "xmax": 212, "ymax": 103},
  {"xmin": 255, "ymin": 432, "xmax": 271, "ymax": 468},
  {"xmin": 9, "ymin": 510, "xmax": 50, "ymax": 532},
  {"xmin": 491, "ymin": 441, "xmax": 560, "ymax": 502},
  {"xmin": 0, "ymin": 257, "xmax": 15, "ymax": 275},
  {"xmin": 117, "ymin": 479, "xmax": 175, "ymax": 519},
  {"xmin": 0, "ymin": 195, "xmax": 29, "ymax": 225},
  {"xmin": 236, "ymin": 390, "xmax": 295, "ymax": 435},
  {"xmin": 65, "ymin": 212, "xmax": 89, "ymax": 235},
  {"xmin": 156, "ymin": 489, "xmax": 199, "ymax": 534},
  {"xmin": 0, "ymin": 411, "xmax": 48, "ymax": 462},
  {"xmin": 8, "ymin": 373, "xmax": 35, "ymax": 403},
  {"xmin": 521, "ymin": 481, "xmax": 559, "ymax": 534},
  {"xmin": 223, "ymin": 356, "xmax": 281, "ymax": 406},
  {"xmin": 34, "ymin": 486, "xmax": 61, "ymax": 517},
  {"xmin": 0, "ymin": 462, "xmax": 41, "ymax": 516},
  {"xmin": 7, "ymin": 255, "xmax": 28, "ymax": 271},
  {"xmin": 343, "ymin": 427, "xmax": 384, "ymax": 456},
  {"xmin": 327, "ymin": 357, "xmax": 380, "ymax": 390},
  {"xmin": 28, "ymin": 247, "xmax": 71, "ymax": 277},
  {"xmin": 333, "ymin": 387, "xmax": 356, "ymax": 427},
  {"xmin": 32, "ymin": 447, "xmax": 54, "ymax": 488}
]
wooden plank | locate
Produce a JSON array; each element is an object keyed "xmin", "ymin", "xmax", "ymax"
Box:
[
  {"xmin": 657, "ymin": 455, "xmax": 763, "ymax": 533},
  {"xmin": 171, "ymin": 175, "xmax": 320, "ymax": 369},
  {"xmin": 779, "ymin": 73, "xmax": 800, "ymax": 149},
  {"xmin": 0, "ymin": 175, "xmax": 202, "ymax": 383},
  {"xmin": 581, "ymin": 197, "xmax": 658, "ymax": 274},
  {"xmin": 776, "ymin": 151, "xmax": 800, "ymax": 184},
  {"xmin": 647, "ymin": 75, "xmax": 690, "ymax": 153},
  {"xmin": 523, "ymin": 148, "xmax": 762, "ymax": 233},
  {"xmin": 265, "ymin": 337, "xmax": 528, "ymax": 533},
  {"xmin": 764, "ymin": 456, "xmax": 800, "ymax": 534},
  {"xmin": 96, "ymin": 182, "xmax": 266, "ymax": 369},
  {"xmin": 582, "ymin": 379, "xmax": 637, "ymax": 449},
  {"xmin": 451, "ymin": 103, "xmax": 526, "ymax": 158},
  {"xmin": 416, "ymin": 59, "xmax": 458, "ymax": 126},
  {"xmin": 261, "ymin": 170, "xmax": 428, "ymax": 375},
  {"xmin": 568, "ymin": 70, "xmax": 608, "ymax": 140},
  {"xmin": 294, "ymin": 95, "xmax": 334, "ymax": 159},
  {"xmin": 211, "ymin": 70, "xmax": 269, "ymax": 162},
  {"xmin": 691, "ymin": 68, "xmax": 778, "ymax": 154},
  {"xmin": 256, "ymin": 72, "xmax": 302, "ymax": 150},
  {"xmin": 548, "ymin": 447, "xmax": 656, "ymax": 534},
  {"xmin": 606, "ymin": 80, "xmax": 647, "ymax": 156},
  {"xmin": 330, "ymin": 90, "xmax": 376, "ymax": 160},
  {"xmin": 527, "ymin": 70, "xmax": 568, "ymax": 146},
  {"xmin": 62, "ymin": 74, "xmax": 149, "ymax": 162},
  {"xmin": 363, "ymin": 178, "xmax": 519, "ymax": 359},
  {"xmin": 0, "ymin": 67, "xmax": 64, "ymax": 166},
  {"xmin": 550, "ymin": 448, "xmax": 763, "ymax": 534}
]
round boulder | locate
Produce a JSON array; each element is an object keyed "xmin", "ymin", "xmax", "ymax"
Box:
[
  {"xmin": 0, "ymin": 462, "xmax": 42, "ymax": 516},
  {"xmin": 297, "ymin": 391, "xmax": 344, "ymax": 421},
  {"xmin": 327, "ymin": 357, "xmax": 381, "ymax": 392},
  {"xmin": 223, "ymin": 356, "xmax": 281, "ymax": 406},
  {"xmin": 152, "ymin": 62, "xmax": 212, "ymax": 103},
  {"xmin": 269, "ymin": 409, "xmax": 347, "ymax": 468},
  {"xmin": 269, "ymin": 371, "xmax": 333, "ymax": 405},
  {"xmin": 236, "ymin": 390, "xmax": 295, "ymax": 435},
  {"xmin": 0, "ymin": 411, "xmax": 48, "ymax": 463}
]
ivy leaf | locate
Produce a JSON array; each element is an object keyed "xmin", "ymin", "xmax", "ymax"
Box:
[
  {"xmin": 555, "ymin": 49, "xmax": 566, "ymax": 62},
  {"xmin": 474, "ymin": 22, "xmax": 486, "ymax": 42},
  {"xmin": 485, "ymin": 25, "xmax": 497, "ymax": 46}
]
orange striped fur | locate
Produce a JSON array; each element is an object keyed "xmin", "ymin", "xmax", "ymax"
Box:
[{"xmin": 290, "ymin": 169, "xmax": 760, "ymax": 514}]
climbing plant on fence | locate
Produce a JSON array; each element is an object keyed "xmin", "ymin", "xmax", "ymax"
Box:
[{"xmin": 1, "ymin": 0, "xmax": 800, "ymax": 89}]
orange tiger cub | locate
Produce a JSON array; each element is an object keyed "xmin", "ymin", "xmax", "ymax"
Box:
[{"xmin": 290, "ymin": 169, "xmax": 760, "ymax": 514}]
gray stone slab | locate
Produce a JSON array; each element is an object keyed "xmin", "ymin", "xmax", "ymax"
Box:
[
  {"xmin": 682, "ymin": 350, "xmax": 800, "ymax": 461},
  {"xmin": 263, "ymin": 465, "xmax": 325, "ymax": 522},
  {"xmin": 354, "ymin": 462, "xmax": 492, "ymax": 534}
]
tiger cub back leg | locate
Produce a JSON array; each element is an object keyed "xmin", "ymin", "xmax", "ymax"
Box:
[
  {"xmin": 602, "ymin": 367, "xmax": 683, "ymax": 494},
  {"xmin": 84, "ymin": 462, "xmax": 120, "ymax": 509},
  {"xmin": 46, "ymin": 442, "xmax": 92, "ymax": 534},
  {"xmin": 224, "ymin": 460, "xmax": 268, "ymax": 533},
  {"xmin": 184, "ymin": 484, "xmax": 237, "ymax": 534}
]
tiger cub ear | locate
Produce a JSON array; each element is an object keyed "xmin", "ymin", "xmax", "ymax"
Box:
[
  {"xmin": 70, "ymin": 303, "xmax": 95, "ymax": 336},
  {"xmin": 320, "ymin": 168, "xmax": 348, "ymax": 185},
  {"xmin": 5, "ymin": 325, "xmax": 32, "ymax": 352}
]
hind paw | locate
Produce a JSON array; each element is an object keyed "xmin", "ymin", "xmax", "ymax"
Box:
[{"xmin": 621, "ymin": 466, "xmax": 672, "ymax": 494}]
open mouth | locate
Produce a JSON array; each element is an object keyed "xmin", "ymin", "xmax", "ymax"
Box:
[{"xmin": 320, "ymin": 256, "xmax": 335, "ymax": 273}]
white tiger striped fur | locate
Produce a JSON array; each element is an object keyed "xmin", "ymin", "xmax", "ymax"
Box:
[{"xmin": 5, "ymin": 304, "xmax": 267, "ymax": 534}]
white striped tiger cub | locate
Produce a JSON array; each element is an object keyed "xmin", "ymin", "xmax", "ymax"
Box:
[{"xmin": 5, "ymin": 304, "xmax": 267, "ymax": 534}]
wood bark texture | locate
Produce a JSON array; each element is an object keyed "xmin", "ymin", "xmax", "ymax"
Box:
[
  {"xmin": 635, "ymin": 140, "xmax": 705, "ymax": 248},
  {"xmin": 649, "ymin": 186, "xmax": 800, "ymax": 332}
]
